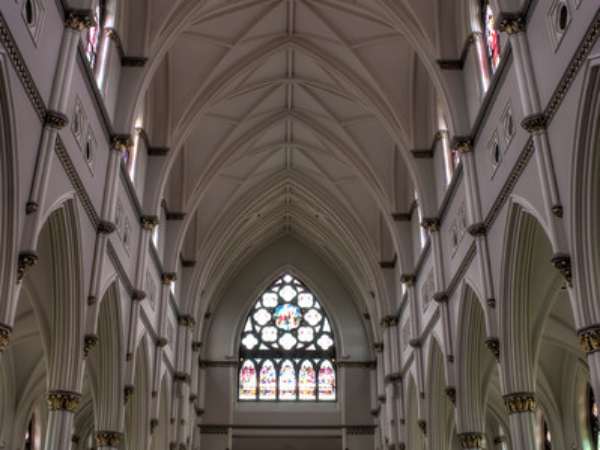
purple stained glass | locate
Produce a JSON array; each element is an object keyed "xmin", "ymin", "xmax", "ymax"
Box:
[
  {"xmin": 239, "ymin": 361, "xmax": 257, "ymax": 399},
  {"xmin": 318, "ymin": 361, "xmax": 335, "ymax": 400},
  {"xmin": 275, "ymin": 304, "xmax": 301, "ymax": 330}
]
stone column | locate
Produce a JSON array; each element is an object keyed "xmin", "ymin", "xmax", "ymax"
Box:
[
  {"xmin": 94, "ymin": 430, "xmax": 124, "ymax": 450},
  {"xmin": 579, "ymin": 327, "xmax": 600, "ymax": 404},
  {"xmin": 503, "ymin": 393, "xmax": 537, "ymax": 450},
  {"xmin": 44, "ymin": 391, "xmax": 82, "ymax": 450}
]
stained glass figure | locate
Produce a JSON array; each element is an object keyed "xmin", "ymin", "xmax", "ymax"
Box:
[
  {"xmin": 482, "ymin": 1, "xmax": 501, "ymax": 73},
  {"xmin": 239, "ymin": 361, "xmax": 257, "ymax": 399},
  {"xmin": 238, "ymin": 273, "xmax": 336, "ymax": 401},
  {"xmin": 279, "ymin": 360, "xmax": 297, "ymax": 400},
  {"xmin": 299, "ymin": 360, "xmax": 316, "ymax": 400},
  {"xmin": 86, "ymin": 0, "xmax": 105, "ymax": 68},
  {"xmin": 259, "ymin": 360, "xmax": 277, "ymax": 400},
  {"xmin": 318, "ymin": 361, "xmax": 335, "ymax": 400}
]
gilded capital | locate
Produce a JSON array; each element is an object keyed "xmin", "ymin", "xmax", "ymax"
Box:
[
  {"xmin": 178, "ymin": 314, "xmax": 196, "ymax": 328},
  {"xmin": 17, "ymin": 252, "xmax": 38, "ymax": 284},
  {"xmin": 551, "ymin": 254, "xmax": 572, "ymax": 287},
  {"xmin": 458, "ymin": 433, "xmax": 484, "ymax": 449},
  {"xmin": 445, "ymin": 387, "xmax": 456, "ymax": 405},
  {"xmin": 498, "ymin": 14, "xmax": 526, "ymax": 35},
  {"xmin": 132, "ymin": 290, "xmax": 147, "ymax": 302},
  {"xmin": 84, "ymin": 335, "xmax": 99, "ymax": 358},
  {"xmin": 433, "ymin": 292, "xmax": 448, "ymax": 303},
  {"xmin": 44, "ymin": 110, "xmax": 69, "ymax": 129},
  {"xmin": 521, "ymin": 114, "xmax": 548, "ymax": 133},
  {"xmin": 46, "ymin": 390, "xmax": 81, "ymax": 412},
  {"xmin": 95, "ymin": 431, "xmax": 123, "ymax": 447},
  {"xmin": 64, "ymin": 9, "xmax": 95, "ymax": 31},
  {"xmin": 140, "ymin": 215, "xmax": 159, "ymax": 231},
  {"xmin": 192, "ymin": 341, "xmax": 203, "ymax": 352},
  {"xmin": 150, "ymin": 419, "xmax": 159, "ymax": 434},
  {"xmin": 0, "ymin": 324, "xmax": 12, "ymax": 351},
  {"xmin": 110, "ymin": 134, "xmax": 133, "ymax": 153},
  {"xmin": 124, "ymin": 385, "xmax": 135, "ymax": 404},
  {"xmin": 400, "ymin": 274, "xmax": 416, "ymax": 287},
  {"xmin": 467, "ymin": 223, "xmax": 486, "ymax": 237},
  {"xmin": 421, "ymin": 218, "xmax": 440, "ymax": 232},
  {"xmin": 485, "ymin": 338, "xmax": 500, "ymax": 362},
  {"xmin": 451, "ymin": 136, "xmax": 473, "ymax": 154},
  {"xmin": 503, "ymin": 392, "xmax": 536, "ymax": 414},
  {"xmin": 162, "ymin": 272, "xmax": 177, "ymax": 285},
  {"xmin": 578, "ymin": 326, "xmax": 600, "ymax": 354},
  {"xmin": 373, "ymin": 342, "xmax": 384, "ymax": 353},
  {"xmin": 380, "ymin": 316, "xmax": 398, "ymax": 328},
  {"xmin": 417, "ymin": 420, "xmax": 427, "ymax": 436},
  {"xmin": 97, "ymin": 220, "xmax": 116, "ymax": 235}
]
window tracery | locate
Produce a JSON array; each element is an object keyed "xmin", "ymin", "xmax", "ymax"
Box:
[{"xmin": 238, "ymin": 273, "xmax": 336, "ymax": 401}]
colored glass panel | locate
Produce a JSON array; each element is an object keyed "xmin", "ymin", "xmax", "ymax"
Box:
[
  {"xmin": 241, "ymin": 334, "xmax": 258, "ymax": 350},
  {"xmin": 305, "ymin": 309, "xmax": 322, "ymax": 326},
  {"xmin": 318, "ymin": 361, "xmax": 335, "ymax": 400},
  {"xmin": 299, "ymin": 361, "xmax": 316, "ymax": 400},
  {"xmin": 253, "ymin": 308, "xmax": 271, "ymax": 326},
  {"xmin": 262, "ymin": 292, "xmax": 278, "ymax": 307},
  {"xmin": 239, "ymin": 361, "xmax": 257, "ymax": 399},
  {"xmin": 483, "ymin": 2, "xmax": 501, "ymax": 73},
  {"xmin": 275, "ymin": 304, "xmax": 301, "ymax": 330},
  {"xmin": 279, "ymin": 333, "xmax": 297, "ymax": 350},
  {"xmin": 261, "ymin": 326, "xmax": 278, "ymax": 342},
  {"xmin": 86, "ymin": 2, "xmax": 104, "ymax": 68},
  {"xmin": 279, "ymin": 360, "xmax": 296, "ymax": 400},
  {"xmin": 298, "ymin": 327, "xmax": 314, "ymax": 342},
  {"xmin": 280, "ymin": 285, "xmax": 297, "ymax": 302},
  {"xmin": 298, "ymin": 293, "xmax": 314, "ymax": 308},
  {"xmin": 259, "ymin": 361, "xmax": 277, "ymax": 400},
  {"xmin": 317, "ymin": 334, "xmax": 334, "ymax": 350}
]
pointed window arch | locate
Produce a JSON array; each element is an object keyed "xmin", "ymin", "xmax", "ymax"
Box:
[
  {"xmin": 481, "ymin": 1, "xmax": 501, "ymax": 74},
  {"xmin": 238, "ymin": 273, "xmax": 336, "ymax": 401}
]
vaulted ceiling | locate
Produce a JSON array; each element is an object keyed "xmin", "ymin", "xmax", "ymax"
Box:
[{"xmin": 125, "ymin": 0, "xmax": 468, "ymax": 317}]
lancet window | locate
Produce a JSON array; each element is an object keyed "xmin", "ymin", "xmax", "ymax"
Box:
[
  {"xmin": 86, "ymin": 0, "xmax": 106, "ymax": 69},
  {"xmin": 238, "ymin": 273, "xmax": 336, "ymax": 401},
  {"xmin": 481, "ymin": 1, "xmax": 501, "ymax": 74}
]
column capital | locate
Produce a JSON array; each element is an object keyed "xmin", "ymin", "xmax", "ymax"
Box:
[
  {"xmin": 124, "ymin": 385, "xmax": 135, "ymax": 404},
  {"xmin": 380, "ymin": 316, "xmax": 398, "ymax": 328},
  {"xmin": 400, "ymin": 274, "xmax": 416, "ymax": 287},
  {"xmin": 110, "ymin": 134, "xmax": 133, "ymax": 153},
  {"xmin": 485, "ymin": 338, "xmax": 500, "ymax": 362},
  {"xmin": 420, "ymin": 218, "xmax": 440, "ymax": 232},
  {"xmin": 445, "ymin": 387, "xmax": 456, "ymax": 405},
  {"xmin": 95, "ymin": 431, "xmax": 123, "ymax": 447},
  {"xmin": 578, "ymin": 325, "xmax": 600, "ymax": 354},
  {"xmin": 83, "ymin": 334, "xmax": 99, "ymax": 358},
  {"xmin": 451, "ymin": 136, "xmax": 474, "ymax": 154},
  {"xmin": 162, "ymin": 272, "xmax": 177, "ymax": 285},
  {"xmin": 373, "ymin": 342, "xmax": 384, "ymax": 353},
  {"xmin": 521, "ymin": 113, "xmax": 548, "ymax": 133},
  {"xmin": 17, "ymin": 252, "xmax": 38, "ymax": 284},
  {"xmin": 44, "ymin": 110, "xmax": 69, "ymax": 129},
  {"xmin": 140, "ymin": 215, "xmax": 159, "ymax": 231},
  {"xmin": 458, "ymin": 433, "xmax": 484, "ymax": 449},
  {"xmin": 0, "ymin": 324, "xmax": 12, "ymax": 351},
  {"xmin": 178, "ymin": 314, "xmax": 196, "ymax": 328},
  {"xmin": 64, "ymin": 9, "xmax": 95, "ymax": 31},
  {"xmin": 498, "ymin": 14, "xmax": 526, "ymax": 35},
  {"xmin": 551, "ymin": 254, "xmax": 573, "ymax": 287},
  {"xmin": 503, "ymin": 392, "xmax": 536, "ymax": 414},
  {"xmin": 46, "ymin": 390, "xmax": 81, "ymax": 412}
]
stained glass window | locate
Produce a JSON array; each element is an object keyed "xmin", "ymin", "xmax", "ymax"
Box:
[
  {"xmin": 542, "ymin": 418, "xmax": 552, "ymax": 450},
  {"xmin": 86, "ymin": 0, "xmax": 106, "ymax": 68},
  {"xmin": 238, "ymin": 273, "xmax": 336, "ymax": 401},
  {"xmin": 482, "ymin": 1, "xmax": 501, "ymax": 74},
  {"xmin": 590, "ymin": 385, "xmax": 600, "ymax": 450}
]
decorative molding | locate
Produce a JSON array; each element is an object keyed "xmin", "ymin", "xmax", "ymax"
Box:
[
  {"xmin": 400, "ymin": 274, "xmax": 415, "ymax": 287},
  {"xmin": 44, "ymin": 110, "xmax": 68, "ymax": 129},
  {"xmin": 503, "ymin": 392, "xmax": 536, "ymax": 414},
  {"xmin": 385, "ymin": 373, "xmax": 402, "ymax": 384},
  {"xmin": 174, "ymin": 372, "xmax": 191, "ymax": 384},
  {"xmin": 578, "ymin": 325, "xmax": 600, "ymax": 354},
  {"xmin": 181, "ymin": 259, "xmax": 196, "ymax": 267},
  {"xmin": 552, "ymin": 205, "xmax": 563, "ymax": 218},
  {"xmin": 379, "ymin": 258, "xmax": 396, "ymax": 269},
  {"xmin": 199, "ymin": 425, "xmax": 229, "ymax": 435},
  {"xmin": 411, "ymin": 149, "xmax": 434, "ymax": 159},
  {"xmin": 97, "ymin": 220, "xmax": 116, "ymax": 235},
  {"xmin": 192, "ymin": 341, "xmax": 203, "ymax": 352},
  {"xmin": 347, "ymin": 426, "xmax": 376, "ymax": 435},
  {"xmin": 485, "ymin": 338, "xmax": 500, "ymax": 362},
  {"xmin": 392, "ymin": 212, "xmax": 412, "ymax": 221},
  {"xmin": 46, "ymin": 390, "xmax": 81, "ymax": 412},
  {"xmin": 451, "ymin": 136, "xmax": 473, "ymax": 154},
  {"xmin": 167, "ymin": 211, "xmax": 186, "ymax": 220},
  {"xmin": 417, "ymin": 420, "xmax": 427, "ymax": 436},
  {"xmin": 122, "ymin": 56, "xmax": 148, "ymax": 67},
  {"xmin": 373, "ymin": 342, "xmax": 384, "ymax": 353},
  {"xmin": 140, "ymin": 215, "xmax": 159, "ymax": 231},
  {"xmin": 521, "ymin": 113, "xmax": 547, "ymax": 132},
  {"xmin": 17, "ymin": 252, "xmax": 38, "ymax": 284},
  {"xmin": 498, "ymin": 14, "xmax": 526, "ymax": 34},
  {"xmin": 409, "ymin": 339, "xmax": 421, "ymax": 349},
  {"xmin": 55, "ymin": 137, "xmax": 100, "ymax": 226},
  {"xmin": 83, "ymin": 335, "xmax": 99, "ymax": 358},
  {"xmin": 551, "ymin": 254, "xmax": 572, "ymax": 287},
  {"xmin": 445, "ymin": 387, "xmax": 456, "ymax": 405},
  {"xmin": 26, "ymin": 202, "xmax": 38, "ymax": 214},
  {"xmin": 110, "ymin": 134, "xmax": 133, "ymax": 153},
  {"xmin": 189, "ymin": 393, "xmax": 198, "ymax": 402},
  {"xmin": 380, "ymin": 316, "xmax": 398, "ymax": 328},
  {"xmin": 95, "ymin": 431, "xmax": 123, "ymax": 447},
  {"xmin": 437, "ymin": 32, "xmax": 481, "ymax": 71},
  {"xmin": 64, "ymin": 9, "xmax": 95, "ymax": 31},
  {"xmin": 148, "ymin": 146, "xmax": 170, "ymax": 156},
  {"xmin": 458, "ymin": 433, "xmax": 484, "ymax": 449},
  {"xmin": 432, "ymin": 292, "xmax": 448, "ymax": 303},
  {"xmin": 0, "ymin": 324, "xmax": 12, "ymax": 350},
  {"xmin": 156, "ymin": 337, "xmax": 168, "ymax": 348},
  {"xmin": 131, "ymin": 290, "xmax": 146, "ymax": 302},
  {"xmin": 178, "ymin": 314, "xmax": 196, "ymax": 328},
  {"xmin": 467, "ymin": 222, "xmax": 486, "ymax": 237}
]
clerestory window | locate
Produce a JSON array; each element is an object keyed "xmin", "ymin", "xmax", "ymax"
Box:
[
  {"xmin": 238, "ymin": 273, "xmax": 336, "ymax": 401},
  {"xmin": 481, "ymin": 1, "xmax": 501, "ymax": 74}
]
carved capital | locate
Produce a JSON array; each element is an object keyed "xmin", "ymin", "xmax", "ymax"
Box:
[
  {"xmin": 458, "ymin": 433, "xmax": 484, "ymax": 449},
  {"xmin": 132, "ymin": 290, "xmax": 147, "ymax": 302},
  {"xmin": 433, "ymin": 292, "xmax": 448, "ymax": 303},
  {"xmin": 373, "ymin": 342, "xmax": 384, "ymax": 353},
  {"xmin": 46, "ymin": 390, "xmax": 81, "ymax": 412},
  {"xmin": 467, "ymin": 222, "xmax": 486, "ymax": 237},
  {"xmin": 84, "ymin": 335, "xmax": 99, "ymax": 358},
  {"xmin": 97, "ymin": 220, "xmax": 116, "ymax": 235},
  {"xmin": 192, "ymin": 341, "xmax": 203, "ymax": 352},
  {"xmin": 110, "ymin": 134, "xmax": 133, "ymax": 153},
  {"xmin": 409, "ymin": 338, "xmax": 421, "ymax": 349},
  {"xmin": 195, "ymin": 407, "xmax": 205, "ymax": 417},
  {"xmin": 162, "ymin": 272, "xmax": 177, "ymax": 285},
  {"xmin": 451, "ymin": 136, "xmax": 474, "ymax": 154},
  {"xmin": 0, "ymin": 324, "xmax": 12, "ymax": 351},
  {"xmin": 552, "ymin": 205, "xmax": 563, "ymax": 218},
  {"xmin": 380, "ymin": 316, "xmax": 398, "ymax": 328},
  {"xmin": 44, "ymin": 110, "xmax": 68, "ymax": 129},
  {"xmin": 189, "ymin": 393, "xmax": 198, "ymax": 403},
  {"xmin": 400, "ymin": 274, "xmax": 415, "ymax": 287},
  {"xmin": 95, "ymin": 431, "xmax": 123, "ymax": 447},
  {"xmin": 178, "ymin": 314, "xmax": 196, "ymax": 328},
  {"xmin": 124, "ymin": 385, "xmax": 135, "ymax": 404},
  {"xmin": 26, "ymin": 202, "xmax": 38, "ymax": 214},
  {"xmin": 156, "ymin": 337, "xmax": 168, "ymax": 348},
  {"xmin": 65, "ymin": 9, "xmax": 94, "ymax": 30},
  {"xmin": 445, "ymin": 387, "xmax": 456, "ymax": 405},
  {"xmin": 498, "ymin": 14, "xmax": 526, "ymax": 34},
  {"xmin": 578, "ymin": 326, "xmax": 600, "ymax": 354},
  {"xmin": 504, "ymin": 392, "xmax": 536, "ymax": 413},
  {"xmin": 17, "ymin": 252, "xmax": 38, "ymax": 284},
  {"xmin": 551, "ymin": 254, "xmax": 572, "ymax": 287},
  {"xmin": 385, "ymin": 373, "xmax": 402, "ymax": 385},
  {"xmin": 521, "ymin": 113, "xmax": 547, "ymax": 132},
  {"xmin": 174, "ymin": 372, "xmax": 192, "ymax": 384},
  {"xmin": 417, "ymin": 420, "xmax": 427, "ymax": 436},
  {"xmin": 150, "ymin": 418, "xmax": 159, "ymax": 434},
  {"xmin": 485, "ymin": 338, "xmax": 500, "ymax": 362},
  {"xmin": 421, "ymin": 218, "xmax": 440, "ymax": 232},
  {"xmin": 140, "ymin": 215, "xmax": 159, "ymax": 231}
]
